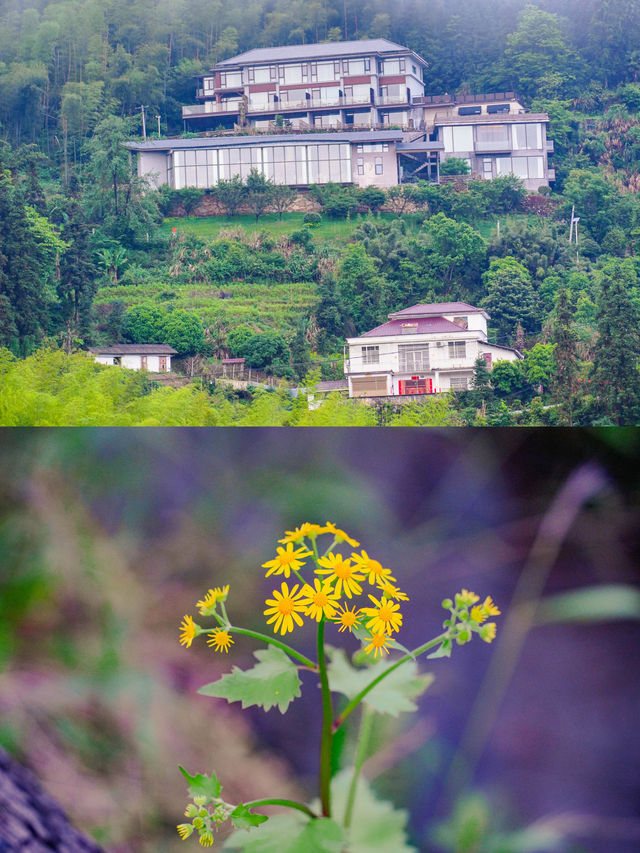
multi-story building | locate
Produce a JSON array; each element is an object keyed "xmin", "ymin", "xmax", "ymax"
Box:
[
  {"xmin": 182, "ymin": 39, "xmax": 428, "ymax": 131},
  {"xmin": 343, "ymin": 302, "xmax": 521, "ymax": 398}
]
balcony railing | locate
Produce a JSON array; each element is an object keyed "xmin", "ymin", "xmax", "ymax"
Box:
[
  {"xmin": 475, "ymin": 139, "xmax": 512, "ymax": 153},
  {"xmin": 182, "ymin": 94, "xmax": 403, "ymax": 119}
]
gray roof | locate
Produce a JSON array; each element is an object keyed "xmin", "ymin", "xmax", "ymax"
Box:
[
  {"xmin": 90, "ymin": 344, "xmax": 177, "ymax": 355},
  {"xmin": 125, "ymin": 129, "xmax": 403, "ymax": 152},
  {"xmin": 216, "ymin": 39, "xmax": 426, "ymax": 68},
  {"xmin": 389, "ymin": 302, "xmax": 486, "ymax": 318},
  {"xmin": 356, "ymin": 317, "xmax": 468, "ymax": 338}
]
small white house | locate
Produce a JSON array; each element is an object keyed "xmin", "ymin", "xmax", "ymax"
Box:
[
  {"xmin": 344, "ymin": 302, "xmax": 521, "ymax": 398},
  {"xmin": 89, "ymin": 344, "xmax": 177, "ymax": 373}
]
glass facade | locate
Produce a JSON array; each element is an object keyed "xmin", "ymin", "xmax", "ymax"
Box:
[{"xmin": 170, "ymin": 142, "xmax": 352, "ymax": 189}]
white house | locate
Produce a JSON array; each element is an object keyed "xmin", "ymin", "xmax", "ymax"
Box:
[
  {"xmin": 89, "ymin": 344, "xmax": 177, "ymax": 373},
  {"xmin": 344, "ymin": 302, "xmax": 521, "ymax": 398}
]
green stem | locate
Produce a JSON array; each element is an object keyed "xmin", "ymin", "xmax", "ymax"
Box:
[
  {"xmin": 344, "ymin": 705, "xmax": 374, "ymax": 829},
  {"xmin": 332, "ymin": 632, "xmax": 448, "ymax": 733},
  {"xmin": 227, "ymin": 626, "xmax": 316, "ymax": 669},
  {"xmin": 317, "ymin": 619, "xmax": 333, "ymax": 817},
  {"xmin": 243, "ymin": 798, "xmax": 318, "ymax": 819}
]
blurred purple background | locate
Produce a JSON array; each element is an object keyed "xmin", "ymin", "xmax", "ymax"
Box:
[{"xmin": 1, "ymin": 428, "xmax": 639, "ymax": 852}]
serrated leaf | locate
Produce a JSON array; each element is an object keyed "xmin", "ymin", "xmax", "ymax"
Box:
[
  {"xmin": 327, "ymin": 647, "xmax": 433, "ymax": 717},
  {"xmin": 230, "ymin": 804, "xmax": 269, "ymax": 831},
  {"xmin": 224, "ymin": 814, "xmax": 344, "ymax": 853},
  {"xmin": 198, "ymin": 646, "xmax": 302, "ymax": 714},
  {"xmin": 178, "ymin": 766, "xmax": 221, "ymax": 800},
  {"xmin": 318, "ymin": 770, "xmax": 416, "ymax": 853}
]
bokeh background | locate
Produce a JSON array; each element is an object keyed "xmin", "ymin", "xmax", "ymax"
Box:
[{"xmin": 1, "ymin": 428, "xmax": 639, "ymax": 853}]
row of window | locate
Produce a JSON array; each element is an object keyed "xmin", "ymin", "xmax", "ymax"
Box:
[
  {"xmin": 356, "ymin": 157, "xmax": 384, "ymax": 175},
  {"xmin": 442, "ymin": 122, "xmax": 543, "ymax": 153},
  {"xmin": 170, "ymin": 144, "xmax": 352, "ymax": 189},
  {"xmin": 360, "ymin": 341, "xmax": 467, "ymax": 368}
]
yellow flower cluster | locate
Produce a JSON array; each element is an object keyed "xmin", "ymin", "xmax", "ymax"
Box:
[
  {"xmin": 262, "ymin": 522, "xmax": 409, "ymax": 657},
  {"xmin": 441, "ymin": 588, "xmax": 501, "ymax": 646},
  {"xmin": 179, "ymin": 586, "xmax": 234, "ymax": 654}
]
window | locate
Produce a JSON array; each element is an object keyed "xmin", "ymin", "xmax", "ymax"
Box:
[
  {"xmin": 452, "ymin": 125, "xmax": 474, "ymax": 151},
  {"xmin": 344, "ymin": 86, "xmax": 353, "ymax": 98},
  {"xmin": 270, "ymin": 66, "xmax": 278, "ymax": 81},
  {"xmin": 204, "ymin": 77, "xmax": 214, "ymax": 92},
  {"xmin": 487, "ymin": 103, "xmax": 510, "ymax": 114},
  {"xmin": 364, "ymin": 58, "xmax": 371, "ymax": 72},
  {"xmin": 399, "ymin": 58, "xmax": 406, "ymax": 72},
  {"xmin": 412, "ymin": 64, "xmax": 417, "ymax": 74},
  {"xmin": 362, "ymin": 345, "xmax": 379, "ymax": 365},
  {"xmin": 448, "ymin": 341, "xmax": 466, "ymax": 359},
  {"xmin": 334, "ymin": 61, "xmax": 341, "ymax": 75},
  {"xmin": 449, "ymin": 376, "xmax": 468, "ymax": 390},
  {"xmin": 401, "ymin": 323, "xmax": 417, "ymax": 334},
  {"xmin": 399, "ymin": 344, "xmax": 429, "ymax": 371},
  {"xmin": 302, "ymin": 64, "xmax": 308, "ymax": 80},
  {"xmin": 310, "ymin": 63, "xmax": 318, "ymax": 81},
  {"xmin": 453, "ymin": 316, "xmax": 469, "ymax": 329},
  {"xmin": 342, "ymin": 59, "xmax": 349, "ymax": 73},
  {"xmin": 375, "ymin": 157, "xmax": 383, "ymax": 175},
  {"xmin": 383, "ymin": 143, "xmax": 389, "ymax": 152},
  {"xmin": 458, "ymin": 105, "xmax": 481, "ymax": 116},
  {"xmin": 357, "ymin": 157, "xmax": 364, "ymax": 175},
  {"xmin": 279, "ymin": 66, "xmax": 285, "ymax": 80},
  {"xmin": 248, "ymin": 68, "xmax": 255, "ymax": 82}
]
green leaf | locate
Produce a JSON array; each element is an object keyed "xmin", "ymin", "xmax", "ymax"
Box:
[
  {"xmin": 427, "ymin": 640, "xmax": 452, "ymax": 659},
  {"xmin": 230, "ymin": 804, "xmax": 269, "ymax": 831},
  {"xmin": 323, "ymin": 770, "xmax": 416, "ymax": 853},
  {"xmin": 535, "ymin": 584, "xmax": 640, "ymax": 624},
  {"xmin": 178, "ymin": 766, "xmax": 221, "ymax": 800},
  {"xmin": 327, "ymin": 648, "xmax": 433, "ymax": 717},
  {"xmin": 224, "ymin": 814, "xmax": 344, "ymax": 852},
  {"xmin": 198, "ymin": 646, "xmax": 302, "ymax": 714}
]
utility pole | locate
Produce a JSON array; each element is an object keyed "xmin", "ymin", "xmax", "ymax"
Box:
[
  {"xmin": 568, "ymin": 205, "xmax": 580, "ymax": 264},
  {"xmin": 140, "ymin": 104, "xmax": 147, "ymax": 139},
  {"xmin": 156, "ymin": 114, "xmax": 161, "ymax": 136}
]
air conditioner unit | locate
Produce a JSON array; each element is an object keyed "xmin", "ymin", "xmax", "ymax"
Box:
[{"xmin": 436, "ymin": 342, "xmax": 444, "ymax": 347}]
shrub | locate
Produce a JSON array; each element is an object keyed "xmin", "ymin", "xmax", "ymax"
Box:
[
  {"xmin": 440, "ymin": 157, "xmax": 471, "ymax": 176},
  {"xmin": 303, "ymin": 212, "xmax": 322, "ymax": 226}
]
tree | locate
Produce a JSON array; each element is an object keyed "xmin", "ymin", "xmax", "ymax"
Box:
[
  {"xmin": 439, "ymin": 157, "xmax": 470, "ymax": 176},
  {"xmin": 244, "ymin": 168, "xmax": 274, "ymax": 222},
  {"xmin": 83, "ymin": 116, "xmax": 159, "ymax": 244},
  {"xmin": 270, "ymin": 184, "xmax": 296, "ymax": 220},
  {"xmin": 57, "ymin": 199, "xmax": 99, "ymax": 352},
  {"xmin": 358, "ymin": 186, "xmax": 386, "ymax": 213},
  {"xmin": 523, "ymin": 343, "xmax": 556, "ymax": 394},
  {"xmin": 551, "ymin": 288, "xmax": 580, "ymax": 425},
  {"xmin": 227, "ymin": 326, "xmax": 289, "ymax": 370},
  {"xmin": 481, "ymin": 257, "xmax": 540, "ymax": 344},
  {"xmin": 214, "ymin": 175, "xmax": 245, "ymax": 217},
  {"xmin": 0, "ymin": 165, "xmax": 57, "ymax": 354},
  {"xmin": 591, "ymin": 259, "xmax": 640, "ymax": 425},
  {"xmin": 336, "ymin": 244, "xmax": 387, "ymax": 334},
  {"xmin": 418, "ymin": 213, "xmax": 487, "ymax": 292},
  {"xmin": 162, "ymin": 310, "xmax": 206, "ymax": 356}
]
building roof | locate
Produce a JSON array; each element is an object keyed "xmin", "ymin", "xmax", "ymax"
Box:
[
  {"xmin": 356, "ymin": 317, "xmax": 470, "ymax": 338},
  {"xmin": 124, "ymin": 129, "xmax": 403, "ymax": 153},
  {"xmin": 388, "ymin": 302, "xmax": 485, "ymax": 318},
  {"xmin": 216, "ymin": 39, "xmax": 427, "ymax": 68},
  {"xmin": 89, "ymin": 344, "xmax": 177, "ymax": 355}
]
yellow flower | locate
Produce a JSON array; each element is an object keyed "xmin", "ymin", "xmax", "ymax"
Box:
[
  {"xmin": 456, "ymin": 589, "xmax": 480, "ymax": 608},
  {"xmin": 196, "ymin": 585, "xmax": 230, "ymax": 615},
  {"xmin": 376, "ymin": 579, "xmax": 410, "ymax": 602},
  {"xmin": 315, "ymin": 553, "xmax": 364, "ymax": 599},
  {"xmin": 279, "ymin": 523, "xmax": 323, "ymax": 544},
  {"xmin": 362, "ymin": 594, "xmax": 403, "ymax": 634},
  {"xmin": 299, "ymin": 579, "xmax": 340, "ymax": 622},
  {"xmin": 179, "ymin": 615, "xmax": 198, "ymax": 648},
  {"xmin": 363, "ymin": 631, "xmax": 393, "ymax": 658},
  {"xmin": 177, "ymin": 823, "xmax": 193, "ymax": 840},
  {"xmin": 479, "ymin": 622, "xmax": 497, "ymax": 643},
  {"xmin": 471, "ymin": 596, "xmax": 501, "ymax": 624},
  {"xmin": 334, "ymin": 602, "xmax": 362, "ymax": 633},
  {"xmin": 207, "ymin": 628, "xmax": 234, "ymax": 653},
  {"xmin": 350, "ymin": 550, "xmax": 396, "ymax": 585},
  {"xmin": 264, "ymin": 582, "xmax": 307, "ymax": 635},
  {"xmin": 199, "ymin": 831, "xmax": 214, "ymax": 847},
  {"xmin": 321, "ymin": 522, "xmax": 360, "ymax": 547},
  {"xmin": 262, "ymin": 542, "xmax": 312, "ymax": 578}
]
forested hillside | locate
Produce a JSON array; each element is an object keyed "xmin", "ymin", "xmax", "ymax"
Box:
[{"xmin": 2, "ymin": 0, "xmax": 640, "ymax": 425}]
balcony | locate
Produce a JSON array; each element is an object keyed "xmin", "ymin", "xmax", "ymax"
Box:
[
  {"xmin": 377, "ymin": 95, "xmax": 410, "ymax": 107},
  {"xmin": 475, "ymin": 139, "xmax": 512, "ymax": 153},
  {"xmin": 183, "ymin": 94, "xmax": 373, "ymax": 120}
]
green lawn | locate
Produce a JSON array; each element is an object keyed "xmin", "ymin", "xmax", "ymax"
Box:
[{"xmin": 159, "ymin": 211, "xmax": 400, "ymax": 244}]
